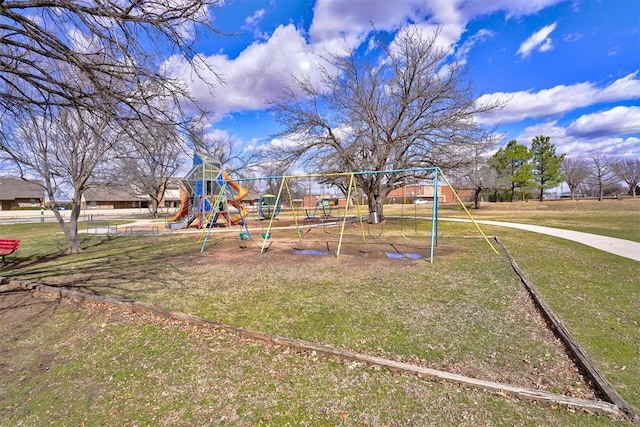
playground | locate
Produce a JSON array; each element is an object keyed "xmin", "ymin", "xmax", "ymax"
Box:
[{"xmin": 119, "ymin": 151, "xmax": 495, "ymax": 264}]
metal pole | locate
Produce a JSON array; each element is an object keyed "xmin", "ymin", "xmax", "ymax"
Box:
[
  {"xmin": 438, "ymin": 169, "xmax": 498, "ymax": 255},
  {"xmin": 336, "ymin": 174, "xmax": 356, "ymax": 258},
  {"xmin": 261, "ymin": 177, "xmax": 286, "ymax": 254}
]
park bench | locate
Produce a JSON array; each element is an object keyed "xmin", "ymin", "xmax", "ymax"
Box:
[
  {"xmin": 86, "ymin": 220, "xmax": 117, "ymax": 235},
  {"xmin": 0, "ymin": 239, "xmax": 20, "ymax": 264}
]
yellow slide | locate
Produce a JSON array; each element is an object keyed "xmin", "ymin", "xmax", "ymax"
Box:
[{"xmin": 223, "ymin": 172, "xmax": 249, "ymax": 224}]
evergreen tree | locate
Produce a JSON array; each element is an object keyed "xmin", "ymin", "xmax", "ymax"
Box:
[
  {"xmin": 530, "ymin": 135, "xmax": 565, "ymax": 202},
  {"xmin": 489, "ymin": 140, "xmax": 533, "ymax": 201}
]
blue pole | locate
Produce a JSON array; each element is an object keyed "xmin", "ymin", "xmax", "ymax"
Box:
[
  {"xmin": 430, "ymin": 171, "xmax": 439, "ymax": 263},
  {"xmin": 434, "ymin": 171, "xmax": 439, "ymax": 245}
]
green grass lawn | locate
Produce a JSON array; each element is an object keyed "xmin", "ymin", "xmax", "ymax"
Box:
[
  {"xmin": 436, "ymin": 198, "xmax": 640, "ymax": 242},
  {"xmin": 0, "ymin": 199, "xmax": 637, "ymax": 425}
]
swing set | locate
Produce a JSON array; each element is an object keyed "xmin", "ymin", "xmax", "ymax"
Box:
[
  {"xmin": 258, "ymin": 194, "xmax": 282, "ymax": 220},
  {"xmin": 304, "ymin": 202, "xmax": 334, "ymax": 221},
  {"xmin": 196, "ymin": 167, "xmax": 497, "ymax": 263}
]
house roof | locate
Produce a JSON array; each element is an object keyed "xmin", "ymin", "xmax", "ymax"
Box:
[
  {"xmin": 0, "ymin": 178, "xmax": 44, "ymax": 200},
  {"xmin": 84, "ymin": 185, "xmax": 146, "ymax": 202},
  {"xmin": 164, "ymin": 189, "xmax": 182, "ymax": 201},
  {"xmin": 166, "ymin": 177, "xmax": 185, "ymax": 189}
]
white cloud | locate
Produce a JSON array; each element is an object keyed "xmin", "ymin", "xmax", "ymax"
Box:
[
  {"xmin": 538, "ymin": 37, "xmax": 554, "ymax": 52},
  {"xmin": 244, "ymin": 8, "xmax": 266, "ymax": 27},
  {"xmin": 476, "ymin": 72, "xmax": 640, "ymax": 125},
  {"xmin": 567, "ymin": 106, "xmax": 640, "ymax": 137},
  {"xmin": 518, "ymin": 121, "xmax": 566, "ymax": 140},
  {"xmin": 164, "ymin": 24, "xmax": 328, "ymax": 120},
  {"xmin": 460, "ymin": 0, "xmax": 567, "ymax": 19},
  {"xmin": 309, "ymin": 0, "xmax": 423, "ymax": 45},
  {"xmin": 515, "ymin": 113, "xmax": 640, "ymax": 159},
  {"xmin": 267, "ymin": 134, "xmax": 300, "ymax": 151},
  {"xmin": 309, "ymin": 0, "xmax": 566, "ymax": 60},
  {"xmin": 563, "ymin": 33, "xmax": 583, "ymax": 43},
  {"xmin": 597, "ymin": 72, "xmax": 640, "ymax": 100},
  {"xmin": 167, "ymin": 0, "xmax": 576, "ymax": 127},
  {"xmin": 517, "ymin": 22, "xmax": 557, "ymax": 58},
  {"xmin": 454, "ymin": 28, "xmax": 494, "ymax": 65}
]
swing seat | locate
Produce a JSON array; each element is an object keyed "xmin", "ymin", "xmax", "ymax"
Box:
[{"xmin": 304, "ymin": 206, "xmax": 320, "ymax": 221}]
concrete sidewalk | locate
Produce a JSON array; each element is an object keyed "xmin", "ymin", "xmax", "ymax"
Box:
[{"xmin": 442, "ymin": 218, "xmax": 640, "ymax": 262}]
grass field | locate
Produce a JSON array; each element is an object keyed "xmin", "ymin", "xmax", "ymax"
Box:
[
  {"xmin": 0, "ymin": 199, "xmax": 638, "ymax": 425},
  {"xmin": 437, "ymin": 197, "xmax": 640, "ymax": 242}
]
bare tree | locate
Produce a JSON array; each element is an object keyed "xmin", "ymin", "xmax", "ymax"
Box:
[
  {"xmin": 1, "ymin": 105, "xmax": 122, "ymax": 253},
  {"xmin": 562, "ymin": 158, "xmax": 589, "ymax": 200},
  {"xmin": 469, "ymin": 164, "xmax": 497, "ymax": 209},
  {"xmin": 0, "ymin": 0, "xmax": 224, "ymax": 254},
  {"xmin": 0, "ymin": 0, "xmax": 221, "ymax": 118},
  {"xmin": 613, "ymin": 158, "xmax": 640, "ymax": 198},
  {"xmin": 252, "ymin": 162, "xmax": 291, "ymax": 200},
  {"xmin": 113, "ymin": 120, "xmax": 184, "ymax": 217},
  {"xmin": 186, "ymin": 118, "xmax": 258, "ymax": 176},
  {"xmin": 587, "ymin": 154, "xmax": 618, "ymax": 201},
  {"xmin": 267, "ymin": 27, "xmax": 501, "ymax": 221},
  {"xmin": 446, "ymin": 149, "xmax": 496, "ymax": 209}
]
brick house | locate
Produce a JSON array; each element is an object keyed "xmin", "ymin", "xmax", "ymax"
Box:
[
  {"xmin": 0, "ymin": 177, "xmax": 44, "ymax": 210},
  {"xmin": 82, "ymin": 185, "xmax": 148, "ymax": 210},
  {"xmin": 387, "ymin": 184, "xmax": 474, "ymax": 203},
  {"xmin": 162, "ymin": 178, "xmax": 185, "ymax": 209}
]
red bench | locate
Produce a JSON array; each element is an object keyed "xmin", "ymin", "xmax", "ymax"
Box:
[{"xmin": 0, "ymin": 239, "xmax": 20, "ymax": 264}]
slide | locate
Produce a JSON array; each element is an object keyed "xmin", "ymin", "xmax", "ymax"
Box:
[
  {"xmin": 168, "ymin": 183, "xmax": 190, "ymax": 222},
  {"xmin": 223, "ymin": 171, "xmax": 249, "ymax": 224}
]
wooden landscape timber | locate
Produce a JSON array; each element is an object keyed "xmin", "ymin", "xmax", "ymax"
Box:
[{"xmin": 494, "ymin": 236, "xmax": 636, "ymax": 422}]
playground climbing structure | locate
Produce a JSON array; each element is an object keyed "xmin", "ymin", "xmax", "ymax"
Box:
[{"xmin": 167, "ymin": 151, "xmax": 249, "ymax": 234}]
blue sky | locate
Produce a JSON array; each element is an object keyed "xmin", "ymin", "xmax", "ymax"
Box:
[{"xmin": 167, "ymin": 0, "xmax": 640, "ymax": 160}]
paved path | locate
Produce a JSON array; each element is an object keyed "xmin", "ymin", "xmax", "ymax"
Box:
[{"xmin": 442, "ymin": 218, "xmax": 640, "ymax": 262}]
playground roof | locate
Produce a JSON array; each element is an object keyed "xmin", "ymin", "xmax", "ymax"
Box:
[{"xmin": 193, "ymin": 151, "xmax": 222, "ymax": 170}]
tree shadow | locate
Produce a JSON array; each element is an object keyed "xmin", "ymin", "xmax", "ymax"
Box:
[
  {"xmin": 0, "ymin": 234, "xmax": 115, "ymax": 272},
  {"xmin": 1, "ymin": 236, "xmax": 199, "ymax": 302},
  {"xmin": 0, "ymin": 285, "xmax": 64, "ymax": 333}
]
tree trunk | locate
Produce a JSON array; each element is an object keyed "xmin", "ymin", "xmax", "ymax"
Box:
[
  {"xmin": 52, "ymin": 204, "xmax": 83, "ymax": 254},
  {"xmin": 66, "ymin": 204, "xmax": 83, "ymax": 254},
  {"xmin": 367, "ymin": 191, "xmax": 384, "ymax": 223},
  {"xmin": 598, "ymin": 183, "xmax": 603, "ymax": 201},
  {"xmin": 150, "ymin": 199, "xmax": 159, "ymax": 218},
  {"xmin": 473, "ymin": 186, "xmax": 482, "ymax": 209}
]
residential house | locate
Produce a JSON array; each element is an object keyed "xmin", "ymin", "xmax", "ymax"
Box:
[
  {"xmin": 0, "ymin": 177, "xmax": 44, "ymax": 210},
  {"xmin": 162, "ymin": 178, "xmax": 185, "ymax": 209},
  {"xmin": 82, "ymin": 184, "xmax": 147, "ymax": 210},
  {"xmin": 387, "ymin": 184, "xmax": 474, "ymax": 203}
]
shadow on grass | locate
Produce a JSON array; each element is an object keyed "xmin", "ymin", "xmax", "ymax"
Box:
[
  {"xmin": 0, "ymin": 285, "xmax": 65, "ymax": 333},
  {"xmin": 0, "ymin": 234, "xmax": 115, "ymax": 273},
  {"xmin": 2, "ymin": 234, "xmax": 199, "ymax": 302}
]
